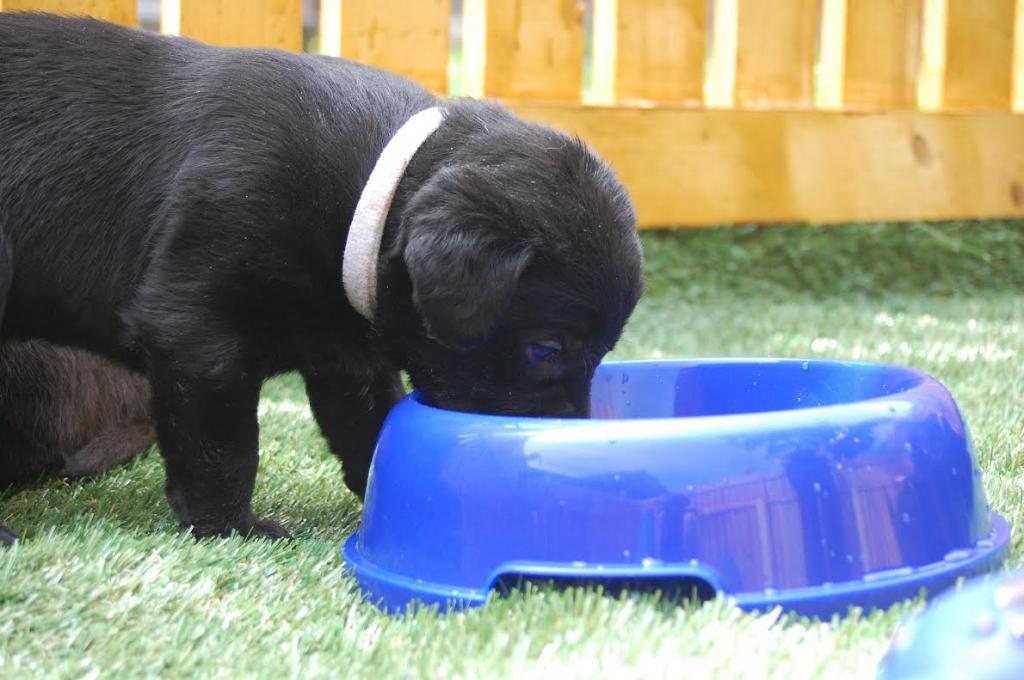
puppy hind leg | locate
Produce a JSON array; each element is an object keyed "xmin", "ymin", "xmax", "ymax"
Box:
[
  {"xmin": 0, "ymin": 260, "xmax": 18, "ymax": 544},
  {"xmin": 0, "ymin": 526, "xmax": 15, "ymax": 546},
  {"xmin": 303, "ymin": 367, "xmax": 405, "ymax": 500},
  {"xmin": 0, "ymin": 414, "xmax": 49, "ymax": 547},
  {"xmin": 58, "ymin": 422, "xmax": 157, "ymax": 480}
]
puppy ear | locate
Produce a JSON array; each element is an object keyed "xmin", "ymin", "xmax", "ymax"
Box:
[{"xmin": 403, "ymin": 228, "xmax": 532, "ymax": 350}]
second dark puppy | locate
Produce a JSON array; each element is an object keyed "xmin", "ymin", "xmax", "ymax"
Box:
[
  {"xmin": 0, "ymin": 341, "xmax": 155, "ymax": 545},
  {"xmin": 0, "ymin": 14, "xmax": 643, "ymax": 539}
]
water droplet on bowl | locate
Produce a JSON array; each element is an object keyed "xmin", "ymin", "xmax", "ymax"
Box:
[
  {"xmin": 904, "ymin": 442, "xmax": 913, "ymax": 453},
  {"xmin": 902, "ymin": 512, "xmax": 912, "ymax": 524},
  {"xmin": 623, "ymin": 549, "xmax": 631, "ymax": 558},
  {"xmin": 801, "ymin": 362, "xmax": 809, "ymax": 371},
  {"xmin": 813, "ymin": 482, "xmax": 822, "ymax": 493},
  {"xmin": 640, "ymin": 557, "xmax": 661, "ymax": 568},
  {"xmin": 943, "ymin": 549, "xmax": 972, "ymax": 563}
]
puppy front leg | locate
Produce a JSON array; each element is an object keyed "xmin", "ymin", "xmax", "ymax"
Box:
[
  {"xmin": 303, "ymin": 368, "xmax": 405, "ymax": 500},
  {"xmin": 149, "ymin": 363, "xmax": 288, "ymax": 539}
]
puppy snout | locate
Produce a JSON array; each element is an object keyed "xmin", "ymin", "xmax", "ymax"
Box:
[{"xmin": 547, "ymin": 399, "xmax": 589, "ymax": 419}]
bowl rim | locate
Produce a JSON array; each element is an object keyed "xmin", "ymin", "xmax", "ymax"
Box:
[{"xmin": 400, "ymin": 357, "xmax": 945, "ymax": 428}]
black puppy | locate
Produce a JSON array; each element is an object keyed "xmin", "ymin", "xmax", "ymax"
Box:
[{"xmin": 0, "ymin": 14, "xmax": 643, "ymax": 539}]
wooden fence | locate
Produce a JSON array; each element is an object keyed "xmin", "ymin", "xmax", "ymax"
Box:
[{"xmin": 2, "ymin": 0, "xmax": 1023, "ymax": 228}]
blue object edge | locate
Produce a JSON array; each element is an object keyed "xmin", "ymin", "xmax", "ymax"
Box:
[{"xmin": 342, "ymin": 512, "xmax": 1010, "ymax": 618}]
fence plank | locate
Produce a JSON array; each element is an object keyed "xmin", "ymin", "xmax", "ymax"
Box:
[
  {"xmin": 735, "ymin": 0, "xmax": 818, "ymax": 108},
  {"xmin": 463, "ymin": 0, "xmax": 584, "ymax": 102},
  {"xmin": 594, "ymin": 0, "xmax": 707, "ymax": 105},
  {"xmin": 844, "ymin": 0, "xmax": 923, "ymax": 109},
  {"xmin": 943, "ymin": 0, "xmax": 1015, "ymax": 110},
  {"xmin": 512, "ymin": 105, "xmax": 1024, "ymax": 226},
  {"xmin": 0, "ymin": 0, "xmax": 135, "ymax": 24},
  {"xmin": 174, "ymin": 0, "xmax": 302, "ymax": 52},
  {"xmin": 327, "ymin": 0, "xmax": 450, "ymax": 95}
]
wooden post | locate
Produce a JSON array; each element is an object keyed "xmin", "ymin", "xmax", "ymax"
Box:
[
  {"xmin": 844, "ymin": 0, "xmax": 924, "ymax": 109},
  {"xmin": 943, "ymin": 0, "xmax": 1016, "ymax": 110},
  {"xmin": 168, "ymin": 0, "xmax": 302, "ymax": 52},
  {"xmin": 592, "ymin": 0, "xmax": 707, "ymax": 106},
  {"xmin": 0, "ymin": 0, "xmax": 136, "ymax": 25},
  {"xmin": 320, "ymin": 0, "xmax": 450, "ymax": 95},
  {"xmin": 735, "ymin": 0, "xmax": 819, "ymax": 108},
  {"xmin": 462, "ymin": 0, "xmax": 585, "ymax": 103}
]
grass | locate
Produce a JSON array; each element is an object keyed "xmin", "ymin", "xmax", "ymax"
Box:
[{"xmin": 2, "ymin": 219, "xmax": 1024, "ymax": 678}]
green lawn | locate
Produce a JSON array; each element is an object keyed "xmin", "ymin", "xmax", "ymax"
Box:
[{"xmin": 2, "ymin": 220, "xmax": 1023, "ymax": 678}]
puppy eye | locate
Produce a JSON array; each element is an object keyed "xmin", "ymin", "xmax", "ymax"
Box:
[{"xmin": 527, "ymin": 340, "xmax": 563, "ymax": 363}]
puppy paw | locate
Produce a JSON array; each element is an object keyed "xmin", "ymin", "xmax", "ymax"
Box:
[
  {"xmin": 187, "ymin": 513, "xmax": 292, "ymax": 541},
  {"xmin": 0, "ymin": 525, "xmax": 17, "ymax": 546}
]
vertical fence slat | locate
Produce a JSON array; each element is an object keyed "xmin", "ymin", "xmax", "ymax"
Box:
[
  {"xmin": 1015, "ymin": 0, "xmax": 1024, "ymax": 111},
  {"xmin": 175, "ymin": 0, "xmax": 302, "ymax": 52},
  {"xmin": 705, "ymin": 0, "xmax": 737, "ymax": 107},
  {"xmin": 814, "ymin": 0, "xmax": 846, "ymax": 109},
  {"xmin": 319, "ymin": 0, "xmax": 342, "ymax": 57},
  {"xmin": 464, "ymin": 0, "xmax": 584, "ymax": 102},
  {"xmin": 844, "ymin": 0, "xmax": 922, "ymax": 109},
  {"xmin": 590, "ymin": 0, "xmax": 618, "ymax": 104},
  {"xmin": 943, "ymin": 0, "xmax": 1015, "ymax": 109},
  {"xmin": 916, "ymin": 0, "xmax": 946, "ymax": 110},
  {"xmin": 735, "ymin": 0, "xmax": 818, "ymax": 108},
  {"xmin": 331, "ymin": 0, "xmax": 450, "ymax": 95},
  {"xmin": 0, "ymin": 0, "xmax": 135, "ymax": 24},
  {"xmin": 608, "ymin": 0, "xmax": 707, "ymax": 105}
]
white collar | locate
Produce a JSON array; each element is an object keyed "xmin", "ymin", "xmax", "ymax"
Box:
[{"xmin": 342, "ymin": 106, "xmax": 445, "ymax": 321}]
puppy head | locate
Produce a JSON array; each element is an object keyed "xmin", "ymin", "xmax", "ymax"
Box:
[{"xmin": 386, "ymin": 102, "xmax": 643, "ymax": 417}]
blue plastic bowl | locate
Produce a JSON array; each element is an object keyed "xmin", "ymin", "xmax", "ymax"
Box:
[{"xmin": 343, "ymin": 359, "xmax": 1009, "ymax": 617}]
